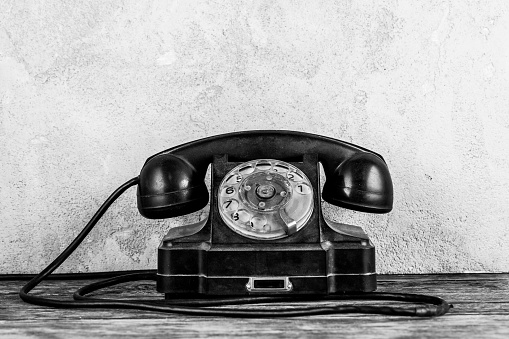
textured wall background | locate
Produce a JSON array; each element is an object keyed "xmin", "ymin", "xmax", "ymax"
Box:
[{"xmin": 1, "ymin": 0, "xmax": 508, "ymax": 274}]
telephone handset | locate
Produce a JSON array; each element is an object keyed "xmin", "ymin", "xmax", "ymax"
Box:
[
  {"xmin": 138, "ymin": 130, "xmax": 392, "ymax": 219},
  {"xmin": 137, "ymin": 130, "xmax": 393, "ymax": 295},
  {"xmin": 20, "ymin": 130, "xmax": 452, "ymax": 316}
]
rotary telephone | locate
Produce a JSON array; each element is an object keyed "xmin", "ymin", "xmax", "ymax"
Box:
[
  {"xmin": 20, "ymin": 130, "xmax": 451, "ymax": 317},
  {"xmin": 140, "ymin": 130, "xmax": 392, "ymax": 295}
]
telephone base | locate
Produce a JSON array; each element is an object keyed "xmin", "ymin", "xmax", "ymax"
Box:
[
  {"xmin": 157, "ymin": 242, "xmax": 376, "ymax": 296},
  {"xmin": 154, "ymin": 150, "xmax": 382, "ymax": 296}
]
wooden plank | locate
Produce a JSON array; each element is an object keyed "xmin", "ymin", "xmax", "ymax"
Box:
[
  {"xmin": 1, "ymin": 316, "xmax": 509, "ymax": 339},
  {"xmin": 379, "ymin": 273, "xmax": 509, "ymax": 281},
  {"xmin": 1, "ymin": 274, "xmax": 508, "ymax": 338}
]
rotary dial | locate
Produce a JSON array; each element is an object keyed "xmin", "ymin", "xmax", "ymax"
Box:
[{"xmin": 217, "ymin": 159, "xmax": 313, "ymax": 240}]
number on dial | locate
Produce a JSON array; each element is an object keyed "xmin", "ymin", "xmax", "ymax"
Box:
[
  {"xmin": 221, "ymin": 186, "xmax": 236, "ymax": 197},
  {"xmin": 223, "ymin": 199, "xmax": 238, "ymax": 211}
]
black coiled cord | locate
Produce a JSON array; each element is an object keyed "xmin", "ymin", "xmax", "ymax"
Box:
[{"xmin": 19, "ymin": 177, "xmax": 452, "ymax": 317}]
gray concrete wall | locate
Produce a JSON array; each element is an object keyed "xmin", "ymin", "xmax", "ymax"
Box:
[{"xmin": 1, "ymin": 0, "xmax": 508, "ymax": 274}]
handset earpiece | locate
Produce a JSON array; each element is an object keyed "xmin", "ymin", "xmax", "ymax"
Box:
[
  {"xmin": 322, "ymin": 153, "xmax": 393, "ymax": 213},
  {"xmin": 137, "ymin": 154, "xmax": 209, "ymax": 219}
]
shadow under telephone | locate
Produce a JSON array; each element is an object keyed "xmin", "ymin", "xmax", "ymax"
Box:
[{"xmin": 20, "ymin": 130, "xmax": 451, "ymax": 317}]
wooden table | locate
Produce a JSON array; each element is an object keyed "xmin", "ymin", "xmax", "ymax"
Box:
[{"xmin": 1, "ymin": 274, "xmax": 508, "ymax": 338}]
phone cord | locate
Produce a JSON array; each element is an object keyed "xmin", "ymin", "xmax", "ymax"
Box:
[{"xmin": 19, "ymin": 177, "xmax": 452, "ymax": 317}]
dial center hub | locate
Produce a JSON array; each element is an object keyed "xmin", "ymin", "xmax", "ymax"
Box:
[{"xmin": 256, "ymin": 184, "xmax": 276, "ymax": 199}]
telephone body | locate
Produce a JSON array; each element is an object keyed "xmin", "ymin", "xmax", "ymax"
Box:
[{"xmin": 136, "ymin": 131, "xmax": 393, "ymax": 297}]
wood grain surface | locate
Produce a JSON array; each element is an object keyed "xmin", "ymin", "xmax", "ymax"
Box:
[{"xmin": 1, "ymin": 274, "xmax": 508, "ymax": 338}]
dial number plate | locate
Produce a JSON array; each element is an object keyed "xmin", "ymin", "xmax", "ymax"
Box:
[{"xmin": 217, "ymin": 159, "xmax": 314, "ymax": 240}]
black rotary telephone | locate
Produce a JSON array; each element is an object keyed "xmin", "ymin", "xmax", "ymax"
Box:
[
  {"xmin": 139, "ymin": 130, "xmax": 392, "ymax": 295},
  {"xmin": 20, "ymin": 131, "xmax": 451, "ymax": 317}
]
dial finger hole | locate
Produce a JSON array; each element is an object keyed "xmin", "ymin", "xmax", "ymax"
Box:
[
  {"xmin": 295, "ymin": 183, "xmax": 312, "ymax": 195},
  {"xmin": 250, "ymin": 216, "xmax": 267, "ymax": 230},
  {"xmin": 239, "ymin": 165, "xmax": 255, "ymax": 175},
  {"xmin": 256, "ymin": 162, "xmax": 271, "ymax": 171},
  {"xmin": 233, "ymin": 209, "xmax": 251, "ymax": 223},
  {"xmin": 287, "ymin": 171, "xmax": 303, "ymax": 182},
  {"xmin": 226, "ymin": 174, "xmax": 242, "ymax": 185},
  {"xmin": 221, "ymin": 186, "xmax": 236, "ymax": 197},
  {"xmin": 273, "ymin": 164, "xmax": 289, "ymax": 173},
  {"xmin": 223, "ymin": 199, "xmax": 239, "ymax": 212}
]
